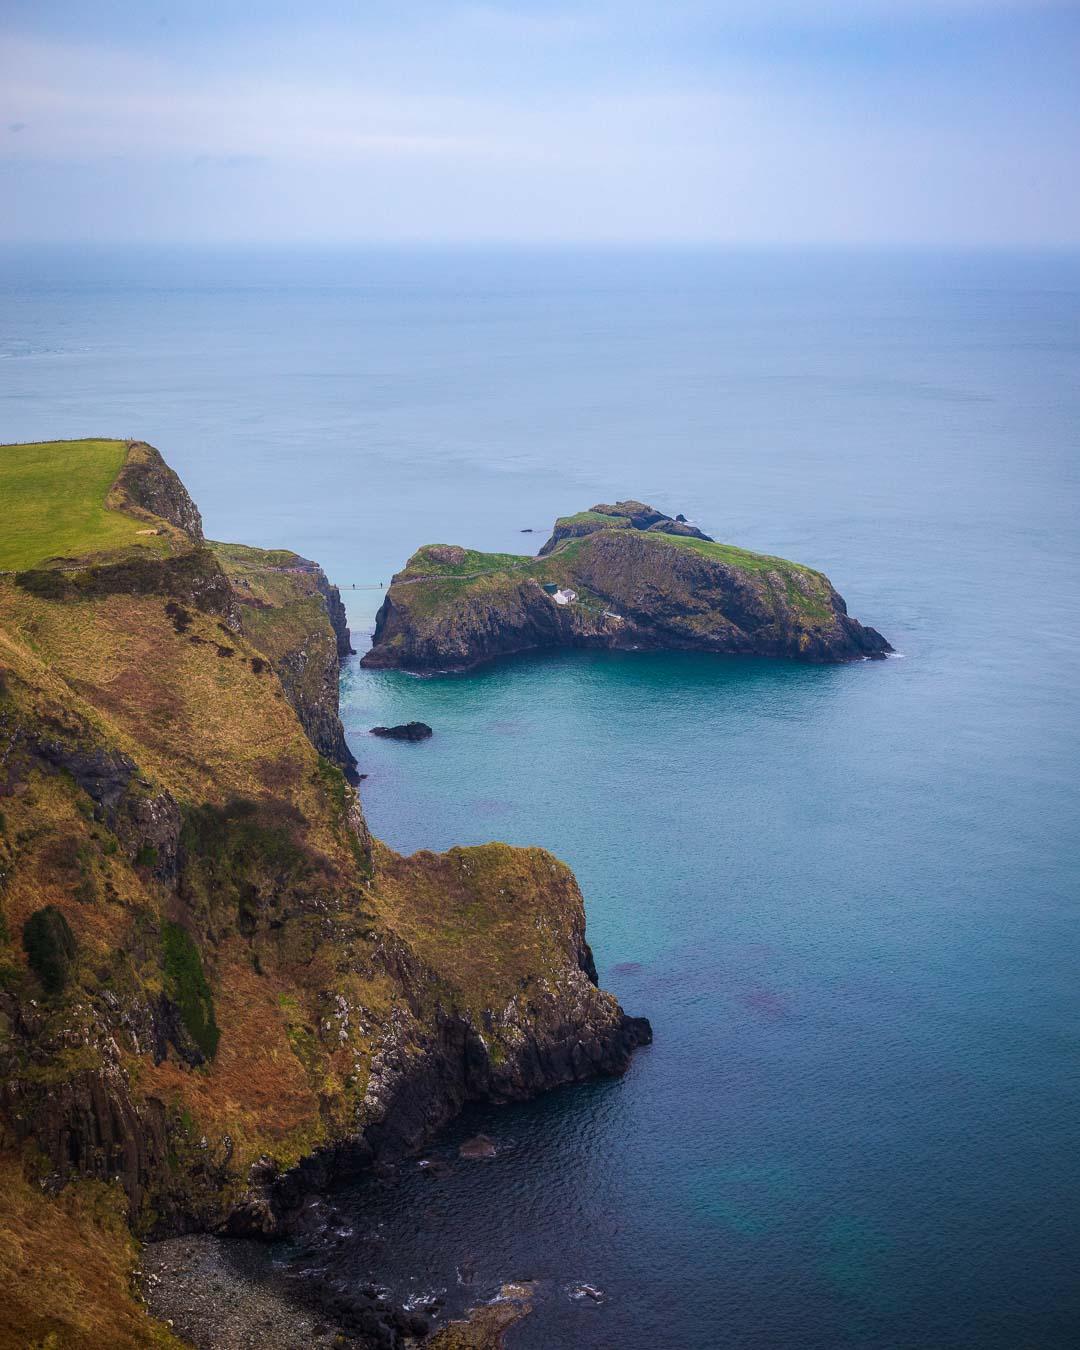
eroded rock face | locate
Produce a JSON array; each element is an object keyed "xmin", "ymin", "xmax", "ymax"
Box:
[
  {"xmin": 211, "ymin": 544, "xmax": 359, "ymax": 780},
  {"xmin": 273, "ymin": 641, "xmax": 359, "ymax": 779},
  {"xmin": 110, "ymin": 441, "xmax": 206, "ymax": 543},
  {"xmin": 0, "ymin": 1010, "xmax": 169, "ymax": 1215},
  {"xmin": 228, "ymin": 852, "xmax": 651, "ymax": 1235},
  {"xmin": 21, "ymin": 722, "xmax": 181, "ymax": 881},
  {"xmin": 313, "ymin": 570, "xmax": 355, "ymax": 659},
  {"xmin": 363, "ymin": 513, "xmax": 891, "ymax": 673}
]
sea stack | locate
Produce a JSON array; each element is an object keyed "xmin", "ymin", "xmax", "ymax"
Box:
[{"xmin": 361, "ymin": 500, "xmax": 891, "ymax": 674}]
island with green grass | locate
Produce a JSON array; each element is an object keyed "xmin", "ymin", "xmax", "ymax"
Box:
[{"xmin": 361, "ymin": 498, "xmax": 892, "ymax": 673}]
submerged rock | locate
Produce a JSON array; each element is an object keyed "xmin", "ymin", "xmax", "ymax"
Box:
[
  {"xmin": 370, "ymin": 721, "xmax": 433, "ymax": 741},
  {"xmin": 459, "ymin": 1134, "xmax": 497, "ymax": 1159},
  {"xmin": 427, "ymin": 1281, "xmax": 535, "ymax": 1349}
]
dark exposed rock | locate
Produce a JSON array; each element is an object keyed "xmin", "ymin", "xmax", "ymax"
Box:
[
  {"xmin": 0, "ymin": 1029, "xmax": 169, "ymax": 1217},
  {"xmin": 31, "ymin": 736, "xmax": 137, "ymax": 818},
  {"xmin": 313, "ymin": 568, "xmax": 356, "ymax": 658},
  {"xmin": 370, "ymin": 722, "xmax": 433, "ymax": 741},
  {"xmin": 538, "ymin": 498, "xmax": 713, "ymax": 555},
  {"xmin": 274, "ymin": 642, "xmax": 359, "ymax": 779},
  {"xmin": 121, "ymin": 992, "xmax": 207, "ymax": 1068},
  {"xmin": 459, "ymin": 1134, "xmax": 497, "ymax": 1159},
  {"xmin": 212, "ymin": 544, "xmax": 358, "ymax": 780},
  {"xmin": 120, "ymin": 789, "xmax": 183, "ymax": 883},
  {"xmin": 24, "ymin": 723, "xmax": 182, "ymax": 881},
  {"xmin": 644, "ymin": 517, "xmax": 711, "ymax": 540}
]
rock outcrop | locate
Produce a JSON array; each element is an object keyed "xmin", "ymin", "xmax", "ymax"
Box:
[
  {"xmin": 362, "ymin": 502, "xmax": 891, "ymax": 673},
  {"xmin": 371, "ymin": 722, "xmax": 433, "ymax": 741},
  {"xmin": 108, "ymin": 440, "xmax": 206, "ymax": 543},
  {"xmin": 0, "ymin": 441, "xmax": 649, "ymax": 1348},
  {"xmin": 538, "ymin": 499, "xmax": 712, "ymax": 554}
]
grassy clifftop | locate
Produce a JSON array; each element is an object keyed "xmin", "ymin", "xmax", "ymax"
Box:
[{"xmin": 0, "ymin": 440, "xmax": 179, "ymax": 571}]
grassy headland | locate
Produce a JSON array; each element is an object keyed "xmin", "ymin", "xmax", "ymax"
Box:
[{"xmin": 0, "ymin": 439, "xmax": 174, "ymax": 571}]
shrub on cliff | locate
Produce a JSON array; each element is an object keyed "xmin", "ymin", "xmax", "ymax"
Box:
[
  {"xmin": 162, "ymin": 921, "xmax": 219, "ymax": 1060},
  {"xmin": 22, "ymin": 905, "xmax": 77, "ymax": 995}
]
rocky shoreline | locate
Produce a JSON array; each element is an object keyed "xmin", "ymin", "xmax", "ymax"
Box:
[
  {"xmin": 140, "ymin": 1230, "xmax": 535, "ymax": 1349},
  {"xmin": 140, "ymin": 1235, "xmax": 353, "ymax": 1350}
]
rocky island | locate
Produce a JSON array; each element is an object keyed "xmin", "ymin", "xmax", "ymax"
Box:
[
  {"xmin": 361, "ymin": 499, "xmax": 891, "ymax": 674},
  {"xmin": 0, "ymin": 441, "xmax": 649, "ymax": 1347}
]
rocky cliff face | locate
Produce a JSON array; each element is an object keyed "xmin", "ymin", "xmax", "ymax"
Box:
[
  {"xmin": 108, "ymin": 440, "xmax": 206, "ymax": 543},
  {"xmin": 362, "ymin": 504, "xmax": 891, "ymax": 673},
  {"xmin": 211, "ymin": 543, "xmax": 358, "ymax": 780},
  {"xmin": 0, "ymin": 443, "xmax": 649, "ymax": 1349},
  {"xmin": 315, "ymin": 570, "xmax": 355, "ymax": 660}
]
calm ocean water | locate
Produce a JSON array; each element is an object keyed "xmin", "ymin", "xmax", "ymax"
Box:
[{"xmin": 3, "ymin": 247, "xmax": 1079, "ymax": 1348}]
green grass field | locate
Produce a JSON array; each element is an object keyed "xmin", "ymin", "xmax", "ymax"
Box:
[
  {"xmin": 661, "ymin": 531, "xmax": 822, "ymax": 577},
  {"xmin": 404, "ymin": 545, "xmax": 533, "ymax": 578},
  {"xmin": 551, "ymin": 509, "xmax": 625, "ymax": 527},
  {"xmin": 0, "ymin": 439, "xmax": 169, "ymax": 571}
]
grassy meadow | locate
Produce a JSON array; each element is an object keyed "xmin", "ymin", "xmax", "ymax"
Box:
[{"xmin": 0, "ymin": 439, "xmax": 169, "ymax": 570}]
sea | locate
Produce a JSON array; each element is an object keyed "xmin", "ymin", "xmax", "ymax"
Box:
[{"xmin": 2, "ymin": 245, "xmax": 1079, "ymax": 1349}]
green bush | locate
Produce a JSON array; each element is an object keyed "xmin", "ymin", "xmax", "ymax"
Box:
[
  {"xmin": 162, "ymin": 921, "xmax": 219, "ymax": 1060},
  {"xmin": 22, "ymin": 906, "xmax": 77, "ymax": 995}
]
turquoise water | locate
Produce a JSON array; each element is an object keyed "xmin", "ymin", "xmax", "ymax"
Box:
[{"xmin": 3, "ymin": 247, "xmax": 1079, "ymax": 1347}]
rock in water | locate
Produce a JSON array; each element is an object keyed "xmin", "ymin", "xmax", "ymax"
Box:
[
  {"xmin": 459, "ymin": 1134, "xmax": 497, "ymax": 1159},
  {"xmin": 370, "ymin": 721, "xmax": 433, "ymax": 740}
]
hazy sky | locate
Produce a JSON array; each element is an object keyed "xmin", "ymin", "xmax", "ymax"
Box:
[{"xmin": 2, "ymin": 0, "xmax": 1079, "ymax": 246}]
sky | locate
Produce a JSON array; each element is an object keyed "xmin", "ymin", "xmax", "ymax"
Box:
[{"xmin": 2, "ymin": 0, "xmax": 1079, "ymax": 246}]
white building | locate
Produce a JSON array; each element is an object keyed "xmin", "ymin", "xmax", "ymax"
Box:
[{"xmin": 552, "ymin": 588, "xmax": 578, "ymax": 605}]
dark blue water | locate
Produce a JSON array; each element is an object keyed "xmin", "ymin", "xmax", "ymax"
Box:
[{"xmin": 3, "ymin": 247, "xmax": 1079, "ymax": 1347}]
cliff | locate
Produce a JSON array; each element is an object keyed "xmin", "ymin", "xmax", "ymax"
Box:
[
  {"xmin": 210, "ymin": 542, "xmax": 358, "ymax": 781},
  {"xmin": 0, "ymin": 441, "xmax": 649, "ymax": 1348},
  {"xmin": 361, "ymin": 500, "xmax": 891, "ymax": 674}
]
